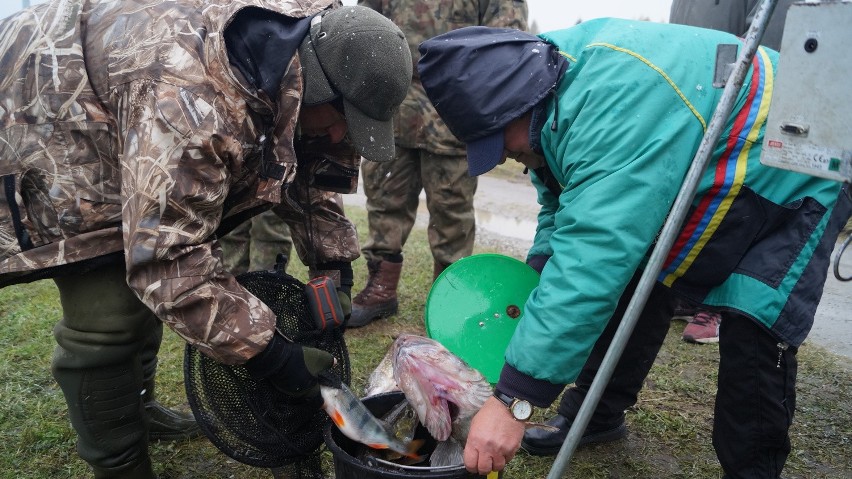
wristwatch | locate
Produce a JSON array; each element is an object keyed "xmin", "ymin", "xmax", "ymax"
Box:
[{"xmin": 493, "ymin": 390, "xmax": 533, "ymax": 421}]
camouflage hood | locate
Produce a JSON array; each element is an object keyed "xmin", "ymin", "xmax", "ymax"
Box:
[{"xmin": 206, "ymin": 0, "xmax": 339, "ymax": 200}]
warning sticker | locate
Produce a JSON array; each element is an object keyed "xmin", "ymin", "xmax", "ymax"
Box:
[{"xmin": 761, "ymin": 141, "xmax": 851, "ymax": 183}]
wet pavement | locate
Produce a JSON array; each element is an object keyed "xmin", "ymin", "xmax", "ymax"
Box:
[
  {"xmin": 346, "ymin": 174, "xmax": 852, "ymax": 360},
  {"xmin": 811, "ymin": 239, "xmax": 852, "ymax": 360}
]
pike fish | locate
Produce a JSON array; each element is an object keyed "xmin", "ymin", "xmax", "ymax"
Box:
[
  {"xmin": 390, "ymin": 334, "xmax": 493, "ymax": 443},
  {"xmin": 368, "ymin": 334, "xmax": 557, "ymax": 468},
  {"xmin": 320, "ymin": 382, "xmax": 421, "ymax": 459}
]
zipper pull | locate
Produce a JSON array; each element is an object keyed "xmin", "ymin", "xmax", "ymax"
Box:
[{"xmin": 776, "ymin": 342, "xmax": 789, "ymax": 368}]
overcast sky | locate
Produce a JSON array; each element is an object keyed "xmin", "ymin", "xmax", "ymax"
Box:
[
  {"xmin": 1, "ymin": 1, "xmax": 673, "ymax": 30},
  {"xmin": 526, "ymin": 0, "xmax": 673, "ymax": 31},
  {"xmin": 339, "ymin": 0, "xmax": 674, "ymax": 32}
]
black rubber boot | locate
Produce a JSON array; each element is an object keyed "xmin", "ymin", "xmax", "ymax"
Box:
[
  {"xmin": 142, "ymin": 384, "xmax": 201, "ymax": 442},
  {"xmin": 141, "ymin": 379, "xmax": 202, "ymax": 442},
  {"xmin": 138, "ymin": 316, "xmax": 201, "ymax": 442},
  {"xmin": 521, "ymin": 414, "xmax": 627, "ymax": 456},
  {"xmin": 92, "ymin": 456, "xmax": 157, "ymax": 479}
]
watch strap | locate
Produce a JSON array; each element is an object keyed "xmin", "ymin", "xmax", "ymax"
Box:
[
  {"xmin": 493, "ymin": 389, "xmax": 533, "ymax": 421},
  {"xmin": 493, "ymin": 389, "xmax": 514, "ymax": 408}
]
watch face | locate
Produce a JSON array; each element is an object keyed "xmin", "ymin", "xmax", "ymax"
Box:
[{"xmin": 511, "ymin": 400, "xmax": 533, "ymax": 421}]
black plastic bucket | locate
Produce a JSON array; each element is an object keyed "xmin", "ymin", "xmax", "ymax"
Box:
[{"xmin": 324, "ymin": 391, "xmax": 497, "ymax": 479}]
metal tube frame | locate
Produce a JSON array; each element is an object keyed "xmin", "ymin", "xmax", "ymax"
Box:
[{"xmin": 546, "ymin": 0, "xmax": 780, "ymax": 477}]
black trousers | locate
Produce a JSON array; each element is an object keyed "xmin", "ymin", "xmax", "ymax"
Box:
[
  {"xmin": 556, "ymin": 274, "xmax": 797, "ymax": 478},
  {"xmin": 556, "ymin": 273, "xmax": 675, "ymax": 429},
  {"xmin": 715, "ymin": 312, "xmax": 796, "ymax": 479}
]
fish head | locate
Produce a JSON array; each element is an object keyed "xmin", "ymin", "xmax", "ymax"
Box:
[{"xmin": 390, "ymin": 334, "xmax": 492, "ymax": 442}]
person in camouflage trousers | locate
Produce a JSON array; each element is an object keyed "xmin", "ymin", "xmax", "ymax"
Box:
[
  {"xmin": 0, "ymin": 1, "xmax": 411, "ymax": 477},
  {"xmin": 220, "ymin": 210, "xmax": 294, "ymax": 274},
  {"xmin": 350, "ymin": 0, "xmax": 528, "ymax": 327}
]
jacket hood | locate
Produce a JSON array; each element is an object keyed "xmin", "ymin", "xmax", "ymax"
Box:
[
  {"xmin": 418, "ymin": 26, "xmax": 568, "ymax": 144},
  {"xmin": 201, "ymin": 0, "xmax": 334, "ymax": 203},
  {"xmin": 203, "ymin": 0, "xmax": 334, "ymax": 93},
  {"xmin": 224, "ymin": 7, "xmax": 313, "ymax": 96}
]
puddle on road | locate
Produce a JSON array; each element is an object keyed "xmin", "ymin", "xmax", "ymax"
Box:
[{"xmin": 475, "ymin": 210, "xmax": 536, "ymax": 242}]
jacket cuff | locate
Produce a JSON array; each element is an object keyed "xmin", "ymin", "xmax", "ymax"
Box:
[
  {"xmin": 525, "ymin": 254, "xmax": 550, "ymax": 274},
  {"xmin": 497, "ymin": 363, "xmax": 565, "ymax": 408},
  {"xmin": 310, "ymin": 261, "xmax": 354, "ymax": 293}
]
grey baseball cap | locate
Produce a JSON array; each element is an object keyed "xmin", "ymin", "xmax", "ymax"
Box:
[{"xmin": 299, "ymin": 6, "xmax": 412, "ymax": 162}]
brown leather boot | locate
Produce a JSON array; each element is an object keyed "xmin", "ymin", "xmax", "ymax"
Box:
[
  {"xmin": 348, "ymin": 259, "xmax": 402, "ymax": 327},
  {"xmin": 433, "ymin": 261, "xmax": 450, "ymax": 282}
]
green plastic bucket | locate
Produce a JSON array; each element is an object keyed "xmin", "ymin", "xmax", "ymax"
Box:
[{"xmin": 425, "ymin": 254, "xmax": 540, "ymax": 384}]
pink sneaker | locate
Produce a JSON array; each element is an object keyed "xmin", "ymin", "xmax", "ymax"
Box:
[
  {"xmin": 672, "ymin": 298, "xmax": 698, "ymax": 322},
  {"xmin": 682, "ymin": 311, "xmax": 721, "ymax": 344}
]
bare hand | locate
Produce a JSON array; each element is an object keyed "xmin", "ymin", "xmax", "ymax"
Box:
[{"xmin": 463, "ymin": 396, "xmax": 526, "ymax": 475}]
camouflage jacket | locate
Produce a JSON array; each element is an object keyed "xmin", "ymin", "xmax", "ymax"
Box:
[
  {"xmin": 0, "ymin": 0, "xmax": 359, "ymax": 364},
  {"xmin": 358, "ymin": 0, "xmax": 527, "ymax": 155}
]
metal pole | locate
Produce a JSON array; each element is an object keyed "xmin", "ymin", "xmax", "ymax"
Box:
[{"xmin": 545, "ymin": 0, "xmax": 779, "ymax": 477}]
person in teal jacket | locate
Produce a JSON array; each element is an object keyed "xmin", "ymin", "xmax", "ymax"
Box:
[{"xmin": 418, "ymin": 20, "xmax": 851, "ymax": 478}]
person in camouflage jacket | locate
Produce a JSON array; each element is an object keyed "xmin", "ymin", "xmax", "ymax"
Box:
[
  {"xmin": 220, "ymin": 209, "xmax": 294, "ymax": 274},
  {"xmin": 349, "ymin": 0, "xmax": 528, "ymax": 327},
  {"xmin": 0, "ymin": 1, "xmax": 411, "ymax": 477}
]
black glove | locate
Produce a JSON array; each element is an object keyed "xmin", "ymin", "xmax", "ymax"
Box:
[
  {"xmin": 245, "ymin": 333, "xmax": 334, "ymax": 406},
  {"xmin": 337, "ymin": 286, "xmax": 352, "ymax": 319},
  {"xmin": 526, "ymin": 254, "xmax": 551, "ymax": 274}
]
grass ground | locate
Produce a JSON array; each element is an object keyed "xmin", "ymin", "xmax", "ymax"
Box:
[{"xmin": 1, "ymin": 206, "xmax": 850, "ymax": 479}]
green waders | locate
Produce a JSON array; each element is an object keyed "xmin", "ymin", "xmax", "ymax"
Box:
[{"xmin": 52, "ymin": 264, "xmax": 160, "ymax": 478}]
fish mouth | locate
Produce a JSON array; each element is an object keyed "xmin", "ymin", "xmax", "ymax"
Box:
[
  {"xmin": 448, "ymin": 402, "xmax": 460, "ymax": 422},
  {"xmin": 390, "ymin": 335, "xmax": 417, "ymax": 363}
]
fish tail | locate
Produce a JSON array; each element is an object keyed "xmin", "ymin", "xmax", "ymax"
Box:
[{"xmin": 430, "ymin": 436, "xmax": 464, "ymax": 468}]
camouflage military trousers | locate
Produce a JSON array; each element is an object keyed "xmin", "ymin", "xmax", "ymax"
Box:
[
  {"xmin": 360, "ymin": 146, "xmax": 476, "ymax": 267},
  {"xmin": 219, "ymin": 210, "xmax": 293, "ymax": 274}
]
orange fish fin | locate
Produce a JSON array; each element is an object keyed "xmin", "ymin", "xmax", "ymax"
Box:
[
  {"xmin": 404, "ymin": 439, "xmax": 426, "ymax": 459},
  {"xmin": 368, "ymin": 443, "xmax": 390, "ymax": 450},
  {"xmin": 330, "ymin": 411, "xmax": 346, "ymax": 428}
]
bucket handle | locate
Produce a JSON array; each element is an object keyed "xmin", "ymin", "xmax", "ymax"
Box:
[{"xmin": 366, "ymin": 456, "xmax": 461, "ymax": 472}]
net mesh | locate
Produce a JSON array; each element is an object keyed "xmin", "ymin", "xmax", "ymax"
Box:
[{"xmin": 184, "ymin": 270, "xmax": 350, "ymax": 474}]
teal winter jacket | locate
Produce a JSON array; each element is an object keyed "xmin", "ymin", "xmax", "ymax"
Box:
[
  {"xmin": 419, "ymin": 19, "xmax": 850, "ymax": 403},
  {"xmin": 510, "ymin": 20, "xmax": 849, "ymax": 391}
]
